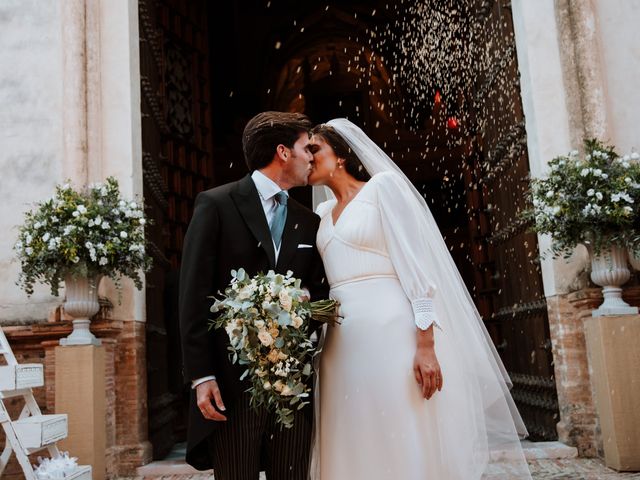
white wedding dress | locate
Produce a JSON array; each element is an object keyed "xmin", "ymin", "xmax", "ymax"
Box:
[{"xmin": 313, "ymin": 170, "xmax": 531, "ymax": 479}]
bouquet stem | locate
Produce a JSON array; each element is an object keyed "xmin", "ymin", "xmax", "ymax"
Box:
[{"xmin": 309, "ymin": 299, "xmax": 341, "ymax": 326}]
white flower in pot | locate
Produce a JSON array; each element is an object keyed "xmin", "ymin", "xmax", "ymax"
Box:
[
  {"xmin": 14, "ymin": 178, "xmax": 152, "ymax": 345},
  {"xmin": 523, "ymin": 140, "xmax": 640, "ymax": 316}
]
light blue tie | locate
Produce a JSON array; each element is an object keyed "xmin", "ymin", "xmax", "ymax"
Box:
[{"xmin": 270, "ymin": 191, "xmax": 288, "ymax": 249}]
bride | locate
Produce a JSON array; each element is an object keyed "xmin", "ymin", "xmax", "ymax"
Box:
[{"xmin": 307, "ymin": 119, "xmax": 532, "ymax": 479}]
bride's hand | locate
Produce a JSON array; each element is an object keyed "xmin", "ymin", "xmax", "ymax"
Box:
[{"xmin": 414, "ymin": 331, "xmax": 443, "ymax": 399}]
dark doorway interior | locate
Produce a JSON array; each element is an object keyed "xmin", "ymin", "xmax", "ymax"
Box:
[{"xmin": 140, "ymin": 0, "xmax": 559, "ymax": 459}]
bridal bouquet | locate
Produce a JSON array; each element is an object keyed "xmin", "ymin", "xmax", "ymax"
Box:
[{"xmin": 210, "ymin": 268, "xmax": 339, "ymax": 428}]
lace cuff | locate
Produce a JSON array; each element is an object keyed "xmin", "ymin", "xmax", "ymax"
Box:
[{"xmin": 411, "ymin": 298, "xmax": 441, "ymax": 331}]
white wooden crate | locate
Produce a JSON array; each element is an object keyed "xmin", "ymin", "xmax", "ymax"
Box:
[
  {"xmin": 0, "ymin": 364, "xmax": 44, "ymax": 391},
  {"xmin": 14, "ymin": 414, "xmax": 68, "ymax": 449}
]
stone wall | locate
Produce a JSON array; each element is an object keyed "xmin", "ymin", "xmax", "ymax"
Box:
[{"xmin": 0, "ymin": 0, "xmax": 65, "ymax": 323}]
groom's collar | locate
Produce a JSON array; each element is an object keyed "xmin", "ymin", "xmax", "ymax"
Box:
[{"xmin": 251, "ymin": 170, "xmax": 287, "ymax": 202}]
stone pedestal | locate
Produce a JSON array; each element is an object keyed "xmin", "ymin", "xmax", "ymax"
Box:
[
  {"xmin": 55, "ymin": 345, "xmax": 106, "ymax": 480},
  {"xmin": 585, "ymin": 315, "xmax": 640, "ymax": 471}
]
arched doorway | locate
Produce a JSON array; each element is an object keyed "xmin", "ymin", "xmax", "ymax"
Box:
[{"xmin": 139, "ymin": 0, "xmax": 559, "ymax": 459}]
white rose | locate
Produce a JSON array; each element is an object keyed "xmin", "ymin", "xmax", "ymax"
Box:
[
  {"xmin": 593, "ymin": 169, "xmax": 602, "ymax": 177},
  {"xmin": 281, "ymin": 385, "xmax": 294, "ymax": 396},
  {"xmin": 99, "ymin": 257, "xmax": 108, "ymax": 266},
  {"xmin": 139, "ymin": 218, "xmax": 146, "ymax": 225},
  {"xmin": 258, "ymin": 330, "xmax": 274, "ymax": 347},
  {"xmin": 42, "ymin": 232, "xmax": 50, "ymax": 242},
  {"xmin": 120, "ymin": 231, "xmax": 128, "ymax": 239},
  {"xmin": 581, "ymin": 168, "xmax": 590, "ymax": 177},
  {"xmin": 292, "ymin": 315, "xmax": 303, "ymax": 329},
  {"xmin": 595, "ymin": 192, "xmax": 603, "ymax": 201},
  {"xmin": 25, "ymin": 247, "xmax": 33, "ymax": 256},
  {"xmin": 587, "ymin": 189, "xmax": 595, "ymax": 197},
  {"xmin": 72, "ymin": 211, "xmax": 80, "ymax": 218},
  {"xmin": 279, "ymin": 289, "xmax": 292, "ymax": 311},
  {"xmin": 545, "ymin": 190, "xmax": 554, "ymax": 198}
]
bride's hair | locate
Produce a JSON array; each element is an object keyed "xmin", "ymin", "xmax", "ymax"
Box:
[{"xmin": 311, "ymin": 124, "xmax": 371, "ymax": 182}]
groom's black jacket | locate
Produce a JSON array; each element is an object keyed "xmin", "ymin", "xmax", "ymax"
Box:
[{"xmin": 179, "ymin": 174, "xmax": 328, "ymax": 470}]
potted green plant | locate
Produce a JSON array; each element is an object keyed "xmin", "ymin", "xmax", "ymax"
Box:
[
  {"xmin": 523, "ymin": 139, "xmax": 640, "ymax": 316},
  {"xmin": 14, "ymin": 178, "xmax": 152, "ymax": 344}
]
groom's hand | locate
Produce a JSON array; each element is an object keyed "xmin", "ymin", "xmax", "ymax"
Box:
[{"xmin": 196, "ymin": 379, "xmax": 227, "ymax": 421}]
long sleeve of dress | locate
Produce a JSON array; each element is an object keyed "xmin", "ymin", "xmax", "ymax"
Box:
[{"xmin": 375, "ymin": 171, "xmax": 441, "ymax": 330}]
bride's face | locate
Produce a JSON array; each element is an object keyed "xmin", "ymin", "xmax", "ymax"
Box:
[{"xmin": 308, "ymin": 135, "xmax": 340, "ymax": 186}]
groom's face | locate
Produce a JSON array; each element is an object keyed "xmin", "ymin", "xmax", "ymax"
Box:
[{"xmin": 281, "ymin": 132, "xmax": 314, "ymax": 187}]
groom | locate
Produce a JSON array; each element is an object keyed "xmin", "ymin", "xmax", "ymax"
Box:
[{"xmin": 179, "ymin": 111, "xmax": 328, "ymax": 479}]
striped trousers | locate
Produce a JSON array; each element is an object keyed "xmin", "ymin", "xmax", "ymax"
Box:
[{"xmin": 208, "ymin": 391, "xmax": 313, "ymax": 480}]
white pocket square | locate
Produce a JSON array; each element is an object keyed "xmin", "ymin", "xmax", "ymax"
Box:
[{"xmin": 297, "ymin": 243, "xmax": 313, "ymax": 249}]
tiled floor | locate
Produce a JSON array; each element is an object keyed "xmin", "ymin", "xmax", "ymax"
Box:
[
  {"xmin": 125, "ymin": 442, "xmax": 640, "ymax": 479},
  {"xmin": 528, "ymin": 459, "xmax": 640, "ymax": 479}
]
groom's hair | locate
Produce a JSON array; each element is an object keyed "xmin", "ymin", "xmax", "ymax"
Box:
[
  {"xmin": 242, "ymin": 111, "xmax": 312, "ymax": 171},
  {"xmin": 311, "ymin": 124, "xmax": 371, "ymax": 182}
]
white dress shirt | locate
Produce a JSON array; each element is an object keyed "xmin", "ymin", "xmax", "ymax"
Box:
[
  {"xmin": 250, "ymin": 170, "xmax": 288, "ymax": 262},
  {"xmin": 192, "ymin": 170, "xmax": 287, "ymax": 389}
]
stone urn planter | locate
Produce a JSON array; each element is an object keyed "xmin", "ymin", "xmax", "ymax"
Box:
[
  {"xmin": 59, "ymin": 275, "xmax": 102, "ymax": 346},
  {"xmin": 589, "ymin": 245, "xmax": 638, "ymax": 317}
]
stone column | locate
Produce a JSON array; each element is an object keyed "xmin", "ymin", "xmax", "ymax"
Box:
[
  {"xmin": 60, "ymin": 0, "xmax": 150, "ymax": 473},
  {"xmin": 511, "ymin": 0, "xmax": 597, "ymax": 456},
  {"xmin": 93, "ymin": 1, "xmax": 151, "ymax": 473},
  {"xmin": 61, "ymin": 0, "xmax": 88, "ymax": 183}
]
